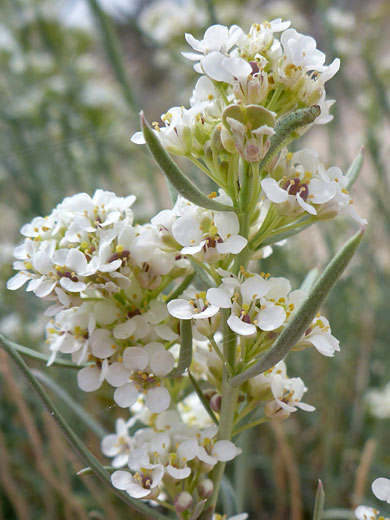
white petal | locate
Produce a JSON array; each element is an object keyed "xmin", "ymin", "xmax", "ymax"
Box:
[
  {"xmin": 130, "ymin": 131, "xmax": 145, "ymax": 144},
  {"xmin": 123, "ymin": 347, "xmax": 148, "ymax": 371},
  {"xmin": 106, "ymin": 363, "xmax": 130, "ymax": 387},
  {"xmin": 296, "ymin": 193, "xmax": 317, "ymax": 215},
  {"xmin": 216, "ymin": 235, "xmax": 247, "ymax": 254},
  {"xmin": 202, "ymin": 51, "xmax": 234, "ymax": 83},
  {"xmin": 94, "ymin": 301, "xmax": 119, "ymax": 325},
  {"xmin": 113, "ymin": 319, "xmax": 137, "ymax": 340},
  {"xmin": 35, "ymin": 279, "xmax": 57, "ymax": 298},
  {"xmin": 167, "ymin": 299, "xmax": 194, "ymax": 320},
  {"xmin": 309, "ymin": 179, "xmax": 337, "ymax": 203},
  {"xmin": 91, "ymin": 329, "xmax": 115, "ymax": 359},
  {"xmin": 257, "ymin": 304, "xmax": 286, "ymax": 331},
  {"xmin": 112, "ymin": 453, "xmax": 130, "ymax": 468},
  {"xmin": 126, "ymin": 482, "xmax": 151, "ymax": 499},
  {"xmin": 60, "ymin": 277, "xmax": 86, "ymax": 293},
  {"xmin": 7, "ymin": 272, "xmax": 31, "ymax": 290},
  {"xmin": 101, "ymin": 434, "xmax": 121, "ymax": 457},
  {"xmin": 144, "ymin": 386, "xmax": 170, "ymax": 413},
  {"xmin": 372, "ymin": 477, "xmax": 390, "ymax": 503},
  {"xmin": 66, "ymin": 248, "xmax": 88, "ymax": 274},
  {"xmin": 261, "ymin": 178, "xmax": 288, "ymax": 203},
  {"xmin": 114, "ymin": 383, "xmax": 139, "ymax": 408},
  {"xmin": 166, "ymin": 465, "xmax": 191, "ymax": 480},
  {"xmin": 295, "ymin": 402, "xmax": 316, "ymax": 412},
  {"xmin": 32, "ymin": 251, "xmax": 53, "ymax": 274},
  {"xmin": 206, "ymin": 287, "xmax": 231, "ymax": 308},
  {"xmin": 172, "ymin": 216, "xmax": 203, "ymax": 246},
  {"xmin": 192, "ymin": 305, "xmax": 219, "ymax": 320},
  {"xmin": 197, "ymin": 446, "xmax": 217, "ymax": 466},
  {"xmin": 150, "ymin": 350, "xmax": 175, "ymax": 377},
  {"xmin": 214, "ymin": 211, "xmax": 239, "ymax": 237},
  {"xmin": 241, "ymin": 275, "xmax": 269, "ymax": 303},
  {"xmin": 221, "ymin": 56, "xmax": 252, "ymax": 80},
  {"xmin": 212, "ymin": 440, "xmax": 241, "ymax": 461},
  {"xmin": 77, "ymin": 366, "xmax": 102, "ymax": 392},
  {"xmin": 227, "ymin": 315, "xmax": 256, "ymax": 336},
  {"xmin": 111, "ymin": 470, "xmax": 133, "ymax": 490},
  {"xmin": 178, "ymin": 439, "xmax": 199, "ymax": 462},
  {"xmin": 307, "ymin": 333, "xmax": 340, "ymax": 357}
]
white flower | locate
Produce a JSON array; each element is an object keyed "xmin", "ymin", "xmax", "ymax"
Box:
[
  {"xmin": 106, "ymin": 343, "xmax": 175, "ymax": 413},
  {"xmin": 372, "ymin": 478, "xmax": 390, "ymax": 504},
  {"xmin": 167, "ymin": 290, "xmax": 219, "ymax": 321},
  {"xmin": 365, "ymin": 383, "xmax": 390, "ymax": 419},
  {"xmin": 111, "ymin": 464, "xmax": 164, "ymax": 499},
  {"xmin": 101, "ymin": 418, "xmax": 133, "ymax": 468},
  {"xmin": 182, "ymin": 24, "xmax": 244, "ymax": 74},
  {"xmin": 166, "ymin": 438, "xmax": 199, "ymax": 480},
  {"xmin": 295, "ymin": 316, "xmax": 340, "ymax": 357},
  {"xmin": 261, "ymin": 148, "xmax": 366, "ymax": 223},
  {"xmin": 354, "ymin": 506, "xmax": 379, "ymax": 520},
  {"xmin": 269, "ymin": 374, "xmax": 315, "ymax": 414},
  {"xmin": 172, "ymin": 198, "xmax": 247, "ymax": 261},
  {"xmin": 197, "ymin": 426, "xmax": 242, "ymax": 466},
  {"xmin": 207, "ymin": 273, "xmax": 286, "ymax": 336},
  {"xmin": 238, "ymin": 19, "xmax": 291, "ymax": 60}
]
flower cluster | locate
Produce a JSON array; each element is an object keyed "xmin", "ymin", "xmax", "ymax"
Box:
[
  {"xmin": 103, "ymin": 408, "xmax": 241, "ymax": 511},
  {"xmin": 7, "ymin": 189, "xmax": 191, "ymax": 412}
]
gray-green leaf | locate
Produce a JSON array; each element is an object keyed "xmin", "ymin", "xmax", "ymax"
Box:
[
  {"xmin": 230, "ymin": 227, "xmax": 365, "ymax": 387},
  {"xmin": 141, "ymin": 113, "xmax": 235, "ymax": 212}
]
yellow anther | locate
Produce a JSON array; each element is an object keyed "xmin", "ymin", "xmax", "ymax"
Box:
[
  {"xmin": 286, "ymin": 152, "xmax": 293, "ymax": 161},
  {"xmin": 24, "ymin": 261, "xmax": 32, "ymax": 269},
  {"xmin": 242, "ymin": 303, "xmax": 250, "ymax": 311},
  {"xmin": 111, "ymin": 344, "xmax": 116, "ymax": 350},
  {"xmin": 208, "ymin": 191, "xmax": 217, "ymax": 199},
  {"xmin": 116, "ymin": 244, "xmax": 124, "ymax": 253},
  {"xmin": 198, "ymin": 291, "xmax": 207, "ymax": 300}
]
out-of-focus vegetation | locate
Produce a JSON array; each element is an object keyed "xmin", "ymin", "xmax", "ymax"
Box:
[{"xmin": 0, "ymin": 0, "xmax": 389, "ymax": 518}]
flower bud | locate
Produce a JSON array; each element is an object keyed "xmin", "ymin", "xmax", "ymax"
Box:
[
  {"xmin": 175, "ymin": 491, "xmax": 193, "ymax": 513},
  {"xmin": 197, "ymin": 479, "xmax": 214, "ymax": 499},
  {"xmin": 264, "ymin": 400, "xmax": 290, "ymax": 421},
  {"xmin": 210, "ymin": 124, "xmax": 224, "ymax": 153},
  {"xmin": 203, "ymin": 388, "xmax": 217, "ymax": 401},
  {"xmin": 209, "ymin": 393, "xmax": 222, "ymax": 412},
  {"xmin": 195, "ymin": 312, "xmax": 221, "ymax": 337}
]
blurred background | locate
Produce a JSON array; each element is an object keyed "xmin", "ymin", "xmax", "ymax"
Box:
[{"xmin": 0, "ymin": 0, "xmax": 389, "ymax": 518}]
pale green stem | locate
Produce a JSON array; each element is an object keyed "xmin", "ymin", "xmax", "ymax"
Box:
[
  {"xmin": 232, "ymin": 416, "xmax": 268, "ymax": 437},
  {"xmin": 209, "ymin": 159, "xmax": 254, "ymax": 511},
  {"xmin": 208, "ymin": 336, "xmax": 233, "ymax": 376}
]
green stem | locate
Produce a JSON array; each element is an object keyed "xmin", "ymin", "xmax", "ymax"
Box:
[
  {"xmin": 208, "ymin": 336, "xmax": 233, "ymax": 376},
  {"xmin": 87, "ymin": 0, "xmax": 138, "ymax": 113},
  {"xmin": 0, "ymin": 334, "xmax": 167, "ymax": 520},
  {"xmin": 232, "ymin": 416, "xmax": 268, "ymax": 437}
]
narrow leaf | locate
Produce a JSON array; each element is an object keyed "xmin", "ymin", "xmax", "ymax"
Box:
[
  {"xmin": 168, "ymin": 319, "xmax": 193, "ymax": 377},
  {"xmin": 313, "ymin": 480, "xmax": 325, "ymax": 520},
  {"xmin": 258, "ymin": 105, "xmax": 321, "ymax": 173},
  {"xmin": 230, "ymin": 227, "xmax": 365, "ymax": 386},
  {"xmin": 33, "ymin": 369, "xmax": 108, "ymax": 439},
  {"xmin": 0, "ymin": 333, "xmax": 167, "ymax": 520},
  {"xmin": 141, "ymin": 113, "xmax": 235, "ymax": 212},
  {"xmin": 188, "ymin": 371, "xmax": 219, "ymax": 426},
  {"xmin": 78, "ymin": 466, "xmax": 116, "ymax": 476},
  {"xmin": 346, "ymin": 146, "xmax": 364, "ymax": 189},
  {"xmin": 3, "ymin": 336, "xmax": 84, "ymax": 368}
]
